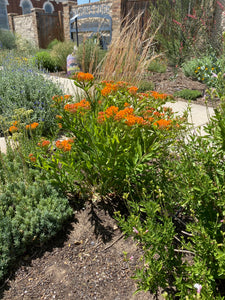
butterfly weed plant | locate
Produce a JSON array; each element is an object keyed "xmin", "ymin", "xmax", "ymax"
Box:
[{"xmin": 22, "ymin": 72, "xmax": 185, "ymax": 200}]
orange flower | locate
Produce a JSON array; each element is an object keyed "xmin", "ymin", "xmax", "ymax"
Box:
[
  {"xmin": 148, "ymin": 117, "xmax": 154, "ymax": 123},
  {"xmin": 105, "ymin": 106, "xmax": 119, "ymax": 118},
  {"xmin": 56, "ymin": 115, "xmax": 62, "ymax": 119},
  {"xmin": 77, "ymin": 72, "xmax": 94, "ymax": 81},
  {"xmin": 58, "ymin": 123, "xmax": 62, "ymax": 129},
  {"xmin": 128, "ymin": 86, "xmax": 138, "ymax": 95},
  {"xmin": 150, "ymin": 91, "xmax": 170, "ymax": 100},
  {"xmin": 97, "ymin": 112, "xmax": 106, "ymax": 123},
  {"xmin": 55, "ymin": 139, "xmax": 74, "ymax": 152},
  {"xmin": 9, "ymin": 125, "xmax": 18, "ymax": 133},
  {"xmin": 125, "ymin": 115, "xmax": 145, "ymax": 126},
  {"xmin": 37, "ymin": 140, "xmax": 50, "ymax": 147},
  {"xmin": 29, "ymin": 153, "xmax": 36, "ymax": 162},
  {"xmin": 138, "ymin": 93, "xmax": 150, "ymax": 99},
  {"xmin": 153, "ymin": 119, "xmax": 172, "ymax": 129},
  {"xmin": 13, "ymin": 120, "xmax": 18, "ymax": 126},
  {"xmin": 52, "ymin": 95, "xmax": 70, "ymax": 104},
  {"xmin": 101, "ymin": 86, "xmax": 112, "ymax": 97},
  {"xmin": 114, "ymin": 107, "xmax": 134, "ymax": 121},
  {"xmin": 64, "ymin": 99, "xmax": 90, "ymax": 114},
  {"xmin": 64, "ymin": 94, "xmax": 72, "ymax": 100},
  {"xmin": 124, "ymin": 102, "xmax": 130, "ymax": 107},
  {"xmin": 26, "ymin": 122, "xmax": 39, "ymax": 130},
  {"xmin": 52, "ymin": 95, "xmax": 63, "ymax": 103}
]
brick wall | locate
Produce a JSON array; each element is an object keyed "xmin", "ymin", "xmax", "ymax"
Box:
[{"xmin": 6, "ymin": 0, "xmax": 65, "ymax": 15}]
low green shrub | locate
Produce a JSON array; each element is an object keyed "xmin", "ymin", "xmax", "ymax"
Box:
[
  {"xmin": 116, "ymin": 123, "xmax": 225, "ymax": 298},
  {"xmin": 182, "ymin": 53, "xmax": 222, "ymax": 86},
  {"xmin": 0, "ymin": 29, "xmax": 16, "ymax": 50},
  {"xmin": 0, "ymin": 151, "xmax": 73, "ymax": 281},
  {"xmin": 138, "ymin": 80, "xmax": 155, "ymax": 92},
  {"xmin": 0, "ymin": 54, "xmax": 63, "ymax": 136},
  {"xmin": 147, "ymin": 58, "xmax": 167, "ymax": 73},
  {"xmin": 174, "ymin": 89, "xmax": 202, "ymax": 100},
  {"xmin": 34, "ymin": 50, "xmax": 60, "ymax": 72},
  {"xmin": 51, "ymin": 40, "xmax": 75, "ymax": 71},
  {"xmin": 47, "ymin": 39, "xmax": 61, "ymax": 50},
  {"xmin": 77, "ymin": 38, "xmax": 106, "ymax": 73}
]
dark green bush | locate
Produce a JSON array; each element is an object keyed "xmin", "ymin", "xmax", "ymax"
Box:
[
  {"xmin": 34, "ymin": 51, "xmax": 60, "ymax": 72},
  {"xmin": 0, "ymin": 152, "xmax": 73, "ymax": 281},
  {"xmin": 77, "ymin": 38, "xmax": 106, "ymax": 73},
  {"xmin": 0, "ymin": 29, "xmax": 16, "ymax": 50},
  {"xmin": 174, "ymin": 89, "xmax": 202, "ymax": 100}
]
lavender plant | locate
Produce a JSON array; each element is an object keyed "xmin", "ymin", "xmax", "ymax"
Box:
[{"xmin": 0, "ymin": 54, "xmax": 63, "ymax": 136}]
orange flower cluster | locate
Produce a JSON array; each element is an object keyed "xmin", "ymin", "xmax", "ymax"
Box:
[
  {"xmin": 101, "ymin": 82, "xmax": 119, "ymax": 97},
  {"xmin": 29, "ymin": 153, "xmax": 36, "ymax": 162},
  {"xmin": 150, "ymin": 91, "xmax": 170, "ymax": 100},
  {"xmin": 9, "ymin": 125, "xmax": 18, "ymax": 133},
  {"xmin": 64, "ymin": 99, "xmax": 90, "ymax": 114},
  {"xmin": 105, "ymin": 106, "xmax": 119, "ymax": 117},
  {"xmin": 55, "ymin": 139, "xmax": 74, "ymax": 152},
  {"xmin": 52, "ymin": 95, "xmax": 72, "ymax": 104},
  {"xmin": 37, "ymin": 140, "xmax": 50, "ymax": 148},
  {"xmin": 128, "ymin": 86, "xmax": 138, "ymax": 95},
  {"xmin": 98, "ymin": 106, "xmax": 145, "ymax": 126},
  {"xmin": 153, "ymin": 119, "xmax": 172, "ymax": 129},
  {"xmin": 97, "ymin": 104, "xmax": 178, "ymax": 129},
  {"xmin": 138, "ymin": 93, "xmax": 150, "ymax": 99},
  {"xmin": 76, "ymin": 72, "xmax": 94, "ymax": 82},
  {"xmin": 26, "ymin": 122, "xmax": 39, "ymax": 130}
]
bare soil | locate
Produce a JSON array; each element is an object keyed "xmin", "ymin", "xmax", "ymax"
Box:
[
  {"xmin": 0, "ymin": 68, "xmax": 212, "ymax": 300},
  {"xmin": 0, "ymin": 201, "xmax": 158, "ymax": 300}
]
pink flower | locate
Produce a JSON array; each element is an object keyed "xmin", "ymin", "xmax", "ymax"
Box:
[
  {"xmin": 220, "ymin": 219, "xmax": 224, "ymax": 223},
  {"xmin": 212, "ymin": 72, "xmax": 218, "ymax": 78},
  {"xmin": 194, "ymin": 283, "xmax": 202, "ymax": 294},
  {"xmin": 172, "ymin": 19, "xmax": 182, "ymax": 27},
  {"xmin": 132, "ymin": 227, "xmax": 139, "ymax": 234},
  {"xmin": 217, "ymin": 1, "xmax": 225, "ymax": 10},
  {"xmin": 187, "ymin": 14, "xmax": 197, "ymax": 19},
  {"xmin": 129, "ymin": 256, "xmax": 134, "ymax": 260}
]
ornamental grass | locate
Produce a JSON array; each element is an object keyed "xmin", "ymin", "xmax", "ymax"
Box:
[{"xmin": 96, "ymin": 12, "xmax": 162, "ymax": 85}]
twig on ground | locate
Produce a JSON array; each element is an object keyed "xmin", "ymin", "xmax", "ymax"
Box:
[
  {"xmin": 103, "ymin": 233, "xmax": 125, "ymax": 252},
  {"xmin": 174, "ymin": 249, "xmax": 195, "ymax": 255}
]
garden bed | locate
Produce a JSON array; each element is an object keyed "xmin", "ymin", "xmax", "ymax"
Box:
[{"xmin": 0, "ymin": 201, "xmax": 156, "ymax": 300}]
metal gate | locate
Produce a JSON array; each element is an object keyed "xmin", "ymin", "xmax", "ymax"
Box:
[{"xmin": 70, "ymin": 10, "xmax": 112, "ymax": 49}]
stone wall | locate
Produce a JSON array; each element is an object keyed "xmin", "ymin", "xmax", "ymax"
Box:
[
  {"xmin": 8, "ymin": 8, "xmax": 64, "ymax": 48},
  {"xmin": 11, "ymin": 14, "xmax": 36, "ymax": 45}
]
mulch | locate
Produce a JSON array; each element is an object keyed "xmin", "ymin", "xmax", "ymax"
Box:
[{"xmin": 0, "ymin": 201, "xmax": 158, "ymax": 300}]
